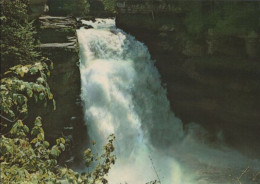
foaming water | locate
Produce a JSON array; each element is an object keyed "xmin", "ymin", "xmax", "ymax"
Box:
[{"xmin": 77, "ymin": 19, "xmax": 260, "ymax": 184}]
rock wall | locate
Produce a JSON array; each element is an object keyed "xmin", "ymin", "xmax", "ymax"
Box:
[
  {"xmin": 116, "ymin": 1, "xmax": 260, "ymax": 158},
  {"xmin": 31, "ymin": 16, "xmax": 88, "ymax": 164}
]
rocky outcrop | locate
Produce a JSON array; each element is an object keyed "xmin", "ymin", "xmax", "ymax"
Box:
[
  {"xmin": 116, "ymin": 1, "xmax": 260, "ymax": 158},
  {"xmin": 33, "ymin": 16, "xmax": 87, "ymax": 164}
]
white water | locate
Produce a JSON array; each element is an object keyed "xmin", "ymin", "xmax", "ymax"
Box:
[{"xmin": 77, "ymin": 19, "xmax": 260, "ymax": 184}]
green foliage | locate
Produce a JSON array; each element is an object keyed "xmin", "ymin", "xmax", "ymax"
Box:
[
  {"xmin": 0, "ymin": 62, "xmax": 117, "ymax": 183},
  {"xmin": 101, "ymin": 0, "xmax": 117, "ymax": 13},
  {"xmin": 182, "ymin": 1, "xmax": 260, "ymax": 38},
  {"xmin": 0, "ymin": 116, "xmax": 116, "ymax": 183},
  {"xmin": 0, "ymin": 0, "xmax": 39, "ymax": 69},
  {"xmin": 0, "ymin": 61, "xmax": 54, "ymax": 126},
  {"xmin": 183, "ymin": 2, "xmax": 205, "ymax": 37},
  {"xmin": 83, "ymin": 135, "xmax": 116, "ymax": 183},
  {"xmin": 64, "ymin": 0, "xmax": 90, "ymax": 16},
  {"xmin": 48, "ymin": 0, "xmax": 90, "ymax": 16},
  {"xmin": 173, "ymin": 1, "xmax": 260, "ymax": 56},
  {"xmin": 1, "ymin": 63, "xmax": 116, "ymax": 184},
  {"xmin": 212, "ymin": 2, "xmax": 259, "ymax": 36},
  {"xmin": 0, "ymin": 0, "xmax": 118, "ymax": 183}
]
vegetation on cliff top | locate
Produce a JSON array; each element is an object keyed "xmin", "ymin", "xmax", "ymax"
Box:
[
  {"xmin": 48, "ymin": 0, "xmax": 90, "ymax": 16},
  {"xmin": 0, "ymin": 0, "xmax": 39, "ymax": 70},
  {"xmin": 173, "ymin": 1, "xmax": 259, "ymax": 57},
  {"xmin": 47, "ymin": 0, "xmax": 117, "ymax": 16}
]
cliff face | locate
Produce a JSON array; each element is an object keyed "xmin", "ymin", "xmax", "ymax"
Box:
[
  {"xmin": 27, "ymin": 16, "xmax": 88, "ymax": 164},
  {"xmin": 116, "ymin": 1, "xmax": 260, "ymax": 158},
  {"xmin": 26, "ymin": 0, "xmax": 88, "ymax": 164}
]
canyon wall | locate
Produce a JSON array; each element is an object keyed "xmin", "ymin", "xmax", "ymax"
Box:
[
  {"xmin": 116, "ymin": 0, "xmax": 260, "ymax": 158},
  {"xmin": 27, "ymin": 0, "xmax": 88, "ymax": 165},
  {"xmin": 37, "ymin": 16, "xmax": 87, "ymax": 164}
]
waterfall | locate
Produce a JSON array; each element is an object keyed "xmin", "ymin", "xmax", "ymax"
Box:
[
  {"xmin": 77, "ymin": 18, "xmax": 183, "ymax": 184},
  {"xmin": 77, "ymin": 19, "xmax": 260, "ymax": 184}
]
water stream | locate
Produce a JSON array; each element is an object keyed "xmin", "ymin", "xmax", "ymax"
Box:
[{"xmin": 77, "ymin": 18, "xmax": 260, "ymax": 184}]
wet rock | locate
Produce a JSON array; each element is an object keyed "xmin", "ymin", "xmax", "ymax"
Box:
[{"xmin": 84, "ymin": 25, "xmax": 94, "ymax": 29}]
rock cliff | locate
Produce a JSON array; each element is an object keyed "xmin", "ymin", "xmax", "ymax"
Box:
[
  {"xmin": 26, "ymin": 16, "xmax": 88, "ymax": 164},
  {"xmin": 116, "ymin": 0, "xmax": 260, "ymax": 158}
]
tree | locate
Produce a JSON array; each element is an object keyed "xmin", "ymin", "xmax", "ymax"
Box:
[
  {"xmin": 101, "ymin": 0, "xmax": 117, "ymax": 13},
  {"xmin": 48, "ymin": 0, "xmax": 90, "ymax": 16},
  {"xmin": 0, "ymin": 0, "xmax": 39, "ymax": 70}
]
